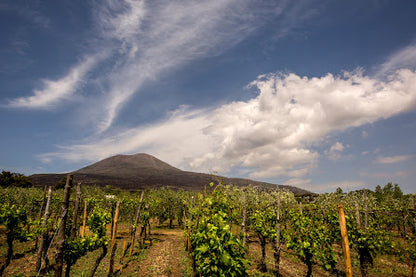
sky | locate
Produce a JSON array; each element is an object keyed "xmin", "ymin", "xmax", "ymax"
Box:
[{"xmin": 1, "ymin": 0, "xmax": 416, "ymax": 193}]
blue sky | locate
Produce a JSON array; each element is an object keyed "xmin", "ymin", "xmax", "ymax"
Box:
[{"xmin": 1, "ymin": 0, "xmax": 416, "ymax": 193}]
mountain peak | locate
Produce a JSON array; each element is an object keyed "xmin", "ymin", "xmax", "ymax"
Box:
[{"xmin": 74, "ymin": 153, "xmax": 181, "ymax": 177}]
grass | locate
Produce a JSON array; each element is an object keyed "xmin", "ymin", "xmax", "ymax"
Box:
[{"xmin": 179, "ymin": 248, "xmax": 193, "ymax": 277}]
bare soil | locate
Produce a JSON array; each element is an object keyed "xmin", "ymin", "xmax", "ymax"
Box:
[{"xmin": 122, "ymin": 228, "xmax": 189, "ymax": 277}]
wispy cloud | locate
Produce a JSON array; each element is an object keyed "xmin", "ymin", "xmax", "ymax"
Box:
[
  {"xmin": 361, "ymin": 148, "xmax": 380, "ymax": 155},
  {"xmin": 376, "ymin": 43, "xmax": 416, "ymax": 77},
  {"xmin": 4, "ymin": 0, "xmax": 322, "ymax": 132},
  {"xmin": 374, "ymin": 154, "xmax": 414, "ymax": 164},
  {"xmin": 7, "ymin": 55, "xmax": 102, "ymax": 109},
  {"xmin": 360, "ymin": 170, "xmax": 409, "ymax": 178},
  {"xmin": 41, "ymin": 67, "xmax": 416, "ymax": 180},
  {"xmin": 88, "ymin": 0, "xmax": 310, "ymax": 132},
  {"xmin": 38, "ymin": 108, "xmax": 213, "ymax": 165},
  {"xmin": 0, "ymin": 2, "xmax": 51, "ymax": 29}
]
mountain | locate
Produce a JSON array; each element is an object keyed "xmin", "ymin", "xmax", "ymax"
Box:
[{"xmin": 30, "ymin": 153, "xmax": 311, "ymax": 194}]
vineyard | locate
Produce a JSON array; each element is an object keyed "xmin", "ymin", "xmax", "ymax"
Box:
[{"xmin": 0, "ymin": 174, "xmax": 415, "ymax": 276}]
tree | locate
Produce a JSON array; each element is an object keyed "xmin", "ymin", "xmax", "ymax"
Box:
[
  {"xmin": 0, "ymin": 171, "xmax": 32, "ymax": 188},
  {"xmin": 393, "ymin": 184, "xmax": 403, "ymax": 199},
  {"xmin": 374, "ymin": 185, "xmax": 383, "ymax": 202},
  {"xmin": 56, "ymin": 177, "xmax": 67, "ymax": 190},
  {"xmin": 335, "ymin": 187, "xmax": 344, "ymax": 194}
]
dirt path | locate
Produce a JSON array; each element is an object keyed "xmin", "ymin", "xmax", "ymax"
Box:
[{"xmin": 123, "ymin": 228, "xmax": 190, "ymax": 277}]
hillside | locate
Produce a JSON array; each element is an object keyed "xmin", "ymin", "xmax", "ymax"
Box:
[{"xmin": 30, "ymin": 153, "xmax": 310, "ymax": 194}]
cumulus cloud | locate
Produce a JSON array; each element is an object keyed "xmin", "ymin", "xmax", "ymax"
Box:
[
  {"xmin": 7, "ymin": 55, "xmax": 102, "ymax": 109},
  {"xmin": 374, "ymin": 154, "xmax": 414, "ymax": 164},
  {"xmin": 325, "ymin": 142, "xmax": 345, "ymax": 160},
  {"xmin": 41, "ymin": 68, "xmax": 416, "ymax": 180}
]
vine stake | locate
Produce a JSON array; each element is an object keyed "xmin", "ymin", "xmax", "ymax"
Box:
[{"xmin": 338, "ymin": 205, "xmax": 352, "ymax": 277}]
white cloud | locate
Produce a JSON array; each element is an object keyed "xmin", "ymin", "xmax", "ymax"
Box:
[
  {"xmin": 39, "ymin": 108, "xmax": 213, "ymax": 168},
  {"xmin": 5, "ymin": 0, "xmax": 323, "ymax": 131},
  {"xmin": 90, "ymin": 0, "xmax": 265, "ymax": 132},
  {"xmin": 374, "ymin": 154, "xmax": 414, "ymax": 164},
  {"xmin": 85, "ymin": 0, "xmax": 321, "ymax": 132},
  {"xmin": 312, "ymin": 181, "xmax": 367, "ymax": 193},
  {"xmin": 325, "ymin": 142, "xmax": 345, "ymax": 160},
  {"xmin": 7, "ymin": 55, "xmax": 101, "ymax": 109},
  {"xmin": 361, "ymin": 148, "xmax": 380, "ymax": 156},
  {"xmin": 41, "ymin": 68, "xmax": 416, "ymax": 180},
  {"xmin": 377, "ymin": 43, "xmax": 416, "ymax": 77}
]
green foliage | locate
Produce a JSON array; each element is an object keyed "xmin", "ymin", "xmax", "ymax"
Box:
[
  {"xmin": 148, "ymin": 187, "xmax": 185, "ymax": 227},
  {"xmin": 251, "ymin": 207, "xmax": 276, "ymax": 241},
  {"xmin": 405, "ymin": 235, "xmax": 416, "ymax": 267},
  {"xmin": 64, "ymin": 204, "xmax": 111, "ymax": 266},
  {"xmin": 87, "ymin": 205, "xmax": 112, "ymax": 237},
  {"xmin": 63, "ymin": 235, "xmax": 104, "ymax": 265},
  {"xmin": 248, "ymin": 189, "xmax": 296, "ymax": 240},
  {"xmin": 375, "ymin": 182, "xmax": 404, "ymax": 205},
  {"xmin": 285, "ymin": 209, "xmax": 338, "ymax": 275},
  {"xmin": 190, "ymin": 184, "xmax": 249, "ymax": 276},
  {"xmin": 348, "ymin": 221, "xmax": 393, "ymax": 255},
  {"xmin": 0, "ymin": 182, "xmax": 414, "ymax": 276},
  {"xmin": 0, "ymin": 204, "xmax": 31, "ymax": 241}
]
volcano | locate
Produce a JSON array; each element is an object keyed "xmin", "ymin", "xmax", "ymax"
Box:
[{"xmin": 30, "ymin": 153, "xmax": 310, "ymax": 194}]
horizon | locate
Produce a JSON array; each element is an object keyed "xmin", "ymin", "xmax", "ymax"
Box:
[{"xmin": 1, "ymin": 0, "xmax": 416, "ymax": 193}]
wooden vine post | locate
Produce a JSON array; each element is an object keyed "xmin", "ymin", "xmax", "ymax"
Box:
[
  {"xmin": 410, "ymin": 196, "xmax": 416, "ymax": 277},
  {"xmin": 364, "ymin": 191, "xmax": 368, "ymax": 229},
  {"xmin": 129, "ymin": 191, "xmax": 144, "ymax": 256},
  {"xmin": 412, "ymin": 196, "xmax": 416, "ymax": 234},
  {"xmin": 186, "ymin": 196, "xmax": 194, "ymax": 252},
  {"xmin": 274, "ymin": 192, "xmax": 281, "ymax": 277},
  {"xmin": 54, "ymin": 174, "xmax": 73, "ymax": 277},
  {"xmin": 81, "ymin": 200, "xmax": 88, "ymax": 237},
  {"xmin": 70, "ymin": 183, "xmax": 82, "ymax": 238},
  {"xmin": 108, "ymin": 201, "xmax": 120, "ymax": 276},
  {"xmin": 120, "ymin": 239, "xmax": 127, "ymax": 266},
  {"xmin": 241, "ymin": 192, "xmax": 247, "ymax": 249},
  {"xmin": 33, "ymin": 186, "xmax": 48, "ymax": 252},
  {"xmin": 355, "ymin": 203, "xmax": 361, "ymax": 227},
  {"xmin": 37, "ymin": 186, "xmax": 48, "ymax": 220},
  {"xmin": 64, "ymin": 182, "xmax": 82, "ymax": 277},
  {"xmin": 338, "ymin": 205, "xmax": 352, "ymax": 277},
  {"xmin": 36, "ymin": 186, "xmax": 52, "ymax": 272}
]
